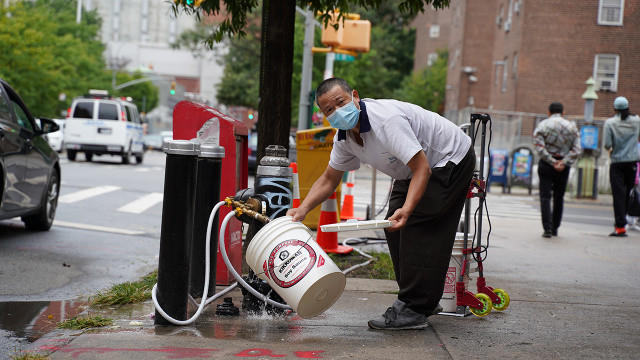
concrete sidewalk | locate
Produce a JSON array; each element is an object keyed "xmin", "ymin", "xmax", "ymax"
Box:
[{"xmin": 25, "ymin": 198, "xmax": 640, "ymax": 360}]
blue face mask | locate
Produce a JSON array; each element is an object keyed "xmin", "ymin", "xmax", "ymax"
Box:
[{"xmin": 327, "ymin": 93, "xmax": 360, "ymax": 130}]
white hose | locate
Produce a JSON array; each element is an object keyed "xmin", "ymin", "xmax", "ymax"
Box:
[
  {"xmin": 153, "ymin": 200, "xmax": 238, "ymax": 325},
  {"xmin": 218, "ymin": 211, "xmax": 291, "ymax": 310},
  {"xmin": 341, "ymin": 238, "xmax": 375, "ymax": 275}
]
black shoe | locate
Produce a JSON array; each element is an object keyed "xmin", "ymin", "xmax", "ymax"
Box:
[
  {"xmin": 368, "ymin": 300, "xmax": 430, "ymax": 330},
  {"xmin": 552, "ymin": 229, "xmax": 558, "ymax": 236},
  {"xmin": 542, "ymin": 230, "xmax": 552, "ymax": 238}
]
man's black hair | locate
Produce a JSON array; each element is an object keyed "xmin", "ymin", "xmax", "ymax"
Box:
[
  {"xmin": 315, "ymin": 77, "xmax": 353, "ymax": 104},
  {"xmin": 548, "ymin": 102, "xmax": 563, "ymax": 114}
]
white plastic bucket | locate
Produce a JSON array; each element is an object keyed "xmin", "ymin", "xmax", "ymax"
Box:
[
  {"xmin": 440, "ymin": 233, "xmax": 475, "ymax": 313},
  {"xmin": 246, "ymin": 216, "xmax": 346, "ymax": 319}
]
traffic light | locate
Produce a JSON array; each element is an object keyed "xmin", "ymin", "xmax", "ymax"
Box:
[
  {"xmin": 170, "ymin": 82, "xmax": 176, "ymax": 95},
  {"xmin": 174, "ymin": 0, "xmax": 203, "ymax": 6},
  {"xmin": 248, "ymin": 110, "xmax": 254, "ymax": 120}
]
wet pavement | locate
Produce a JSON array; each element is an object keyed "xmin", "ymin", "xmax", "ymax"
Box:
[{"xmin": 0, "ymin": 301, "xmax": 86, "ymax": 358}]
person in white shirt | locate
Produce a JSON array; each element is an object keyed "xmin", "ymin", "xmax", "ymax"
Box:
[{"xmin": 287, "ymin": 78, "xmax": 475, "ymax": 330}]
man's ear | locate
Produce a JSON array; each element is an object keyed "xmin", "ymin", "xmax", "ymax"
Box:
[{"xmin": 353, "ymin": 90, "xmax": 360, "ymax": 102}]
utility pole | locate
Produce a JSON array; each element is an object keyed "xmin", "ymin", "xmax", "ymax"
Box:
[
  {"xmin": 323, "ymin": 53, "xmax": 335, "ymax": 80},
  {"xmin": 297, "ymin": 7, "xmax": 315, "ymax": 131},
  {"xmin": 76, "ymin": 0, "xmax": 82, "ymax": 24}
]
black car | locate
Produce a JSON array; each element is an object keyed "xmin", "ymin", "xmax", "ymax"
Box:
[{"xmin": 0, "ymin": 78, "xmax": 61, "ymax": 230}]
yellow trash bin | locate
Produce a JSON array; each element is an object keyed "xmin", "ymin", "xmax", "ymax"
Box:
[{"xmin": 296, "ymin": 127, "xmax": 342, "ymax": 229}]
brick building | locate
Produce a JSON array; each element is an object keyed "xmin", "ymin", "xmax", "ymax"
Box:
[
  {"xmin": 439, "ymin": 0, "xmax": 640, "ymax": 137},
  {"xmin": 410, "ymin": 6, "xmax": 453, "ymax": 72}
]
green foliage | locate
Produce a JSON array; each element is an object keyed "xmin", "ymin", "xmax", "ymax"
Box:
[
  {"xmin": 184, "ymin": 1, "xmax": 420, "ymax": 124},
  {"xmin": 0, "ymin": 0, "xmax": 110, "ymax": 118},
  {"xmin": 9, "ymin": 352, "xmax": 50, "ymax": 360},
  {"xmin": 89, "ymin": 271, "xmax": 158, "ymax": 306},
  {"xmin": 331, "ymin": 2, "xmax": 417, "ymax": 100},
  {"xmin": 393, "ymin": 49, "xmax": 448, "ymax": 113},
  {"xmin": 57, "ymin": 315, "xmax": 113, "ymax": 330},
  {"xmin": 329, "ymin": 251, "xmax": 396, "ymax": 280},
  {"xmin": 113, "ymin": 72, "xmax": 159, "ymax": 114},
  {"xmin": 173, "ymin": 0, "xmax": 450, "ymax": 46}
]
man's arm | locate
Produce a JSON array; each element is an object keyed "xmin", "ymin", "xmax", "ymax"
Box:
[
  {"xmin": 286, "ymin": 165, "xmax": 344, "ymax": 222},
  {"xmin": 533, "ymin": 123, "xmax": 554, "ymax": 164},
  {"xmin": 603, "ymin": 122, "xmax": 613, "ymax": 151},
  {"xmin": 386, "ymin": 150, "xmax": 431, "ymax": 232},
  {"xmin": 563, "ymin": 124, "xmax": 582, "ymax": 166}
]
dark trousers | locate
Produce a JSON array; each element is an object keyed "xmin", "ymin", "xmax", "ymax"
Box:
[
  {"xmin": 609, "ymin": 162, "xmax": 637, "ymax": 228},
  {"xmin": 537, "ymin": 160, "xmax": 570, "ymax": 232},
  {"xmin": 384, "ymin": 147, "xmax": 475, "ymax": 315}
]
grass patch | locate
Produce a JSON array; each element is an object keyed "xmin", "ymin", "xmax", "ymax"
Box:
[
  {"xmin": 329, "ymin": 251, "xmax": 395, "ymax": 280},
  {"xmin": 10, "ymin": 351, "xmax": 50, "ymax": 360},
  {"xmin": 90, "ymin": 271, "xmax": 157, "ymax": 306},
  {"xmin": 57, "ymin": 315, "xmax": 113, "ymax": 330}
]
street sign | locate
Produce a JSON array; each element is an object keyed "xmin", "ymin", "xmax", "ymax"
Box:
[
  {"xmin": 580, "ymin": 125, "xmax": 599, "ymax": 150},
  {"xmin": 334, "ymin": 53, "xmax": 355, "ymax": 62}
]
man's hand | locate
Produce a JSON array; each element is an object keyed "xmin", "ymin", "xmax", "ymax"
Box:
[
  {"xmin": 553, "ymin": 159, "xmax": 565, "ymax": 172},
  {"xmin": 286, "ymin": 208, "xmax": 307, "ymax": 222},
  {"xmin": 386, "ymin": 207, "xmax": 411, "ymax": 232}
]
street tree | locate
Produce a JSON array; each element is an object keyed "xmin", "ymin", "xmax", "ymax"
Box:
[
  {"xmin": 0, "ymin": 0, "xmax": 109, "ymax": 118},
  {"xmin": 393, "ymin": 50, "xmax": 448, "ymax": 114},
  {"xmin": 173, "ymin": 0, "xmax": 451, "ymax": 162}
]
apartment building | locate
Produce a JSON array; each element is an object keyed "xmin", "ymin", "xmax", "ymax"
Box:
[{"xmin": 441, "ymin": 0, "xmax": 639, "ymax": 132}]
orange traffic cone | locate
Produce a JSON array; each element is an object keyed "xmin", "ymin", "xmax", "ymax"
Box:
[
  {"xmin": 316, "ymin": 192, "xmax": 353, "ymax": 254},
  {"xmin": 340, "ymin": 171, "xmax": 362, "ymax": 220},
  {"xmin": 290, "ymin": 162, "xmax": 300, "ymax": 209}
]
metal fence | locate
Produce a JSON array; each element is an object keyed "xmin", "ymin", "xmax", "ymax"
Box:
[{"xmin": 445, "ymin": 107, "xmax": 613, "ymax": 194}]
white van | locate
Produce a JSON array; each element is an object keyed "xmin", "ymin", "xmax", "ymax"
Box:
[{"xmin": 65, "ymin": 91, "xmax": 144, "ymax": 164}]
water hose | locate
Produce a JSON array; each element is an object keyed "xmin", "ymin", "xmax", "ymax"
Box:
[
  {"xmin": 217, "ymin": 210, "xmax": 291, "ymax": 310},
  {"xmin": 152, "ymin": 201, "xmax": 237, "ymax": 325}
]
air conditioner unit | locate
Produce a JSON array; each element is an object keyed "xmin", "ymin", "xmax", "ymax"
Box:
[
  {"xmin": 496, "ymin": 14, "xmax": 502, "ymax": 27},
  {"xmin": 598, "ymin": 79, "xmax": 613, "ymax": 91},
  {"xmin": 514, "ymin": 1, "xmax": 521, "ymax": 13},
  {"xmin": 504, "ymin": 21, "xmax": 511, "ymax": 31}
]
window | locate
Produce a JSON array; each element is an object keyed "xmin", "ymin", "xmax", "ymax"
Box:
[
  {"xmin": 0, "ymin": 86, "xmax": 13, "ymax": 122},
  {"xmin": 593, "ymin": 54, "xmax": 619, "ymax": 91},
  {"xmin": 11, "ymin": 101, "xmax": 33, "ymax": 131},
  {"xmin": 125, "ymin": 106, "xmax": 134, "ymax": 123},
  {"xmin": 98, "ymin": 103, "xmax": 119, "ymax": 121},
  {"xmin": 512, "ymin": 52, "xmax": 518, "ymax": 78},
  {"xmin": 598, "ymin": 0, "xmax": 624, "ymax": 25},
  {"xmin": 427, "ymin": 53, "xmax": 439, "ymax": 66},
  {"xmin": 504, "ymin": 0, "xmax": 513, "ymax": 31},
  {"xmin": 73, "ymin": 101, "xmax": 94, "ymax": 119},
  {"xmin": 501, "ymin": 57, "xmax": 509, "ymax": 93},
  {"xmin": 429, "ymin": 25, "xmax": 440, "ymax": 38},
  {"xmin": 496, "ymin": 5, "xmax": 504, "ymax": 27}
]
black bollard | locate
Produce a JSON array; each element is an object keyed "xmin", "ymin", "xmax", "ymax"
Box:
[
  {"xmin": 155, "ymin": 140, "xmax": 200, "ymax": 325},
  {"xmin": 189, "ymin": 145, "xmax": 225, "ymax": 299}
]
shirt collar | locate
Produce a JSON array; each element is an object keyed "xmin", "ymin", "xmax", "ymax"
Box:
[{"xmin": 337, "ymin": 100, "xmax": 370, "ymax": 141}]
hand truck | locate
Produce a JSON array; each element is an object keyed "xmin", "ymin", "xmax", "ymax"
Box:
[{"xmin": 456, "ymin": 113, "xmax": 510, "ymax": 317}]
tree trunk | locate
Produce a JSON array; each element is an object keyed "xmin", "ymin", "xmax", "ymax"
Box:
[{"xmin": 256, "ymin": 0, "xmax": 295, "ymax": 164}]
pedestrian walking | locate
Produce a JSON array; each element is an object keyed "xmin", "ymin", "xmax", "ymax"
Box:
[
  {"xmin": 287, "ymin": 77, "xmax": 475, "ymax": 330},
  {"xmin": 604, "ymin": 96, "xmax": 640, "ymax": 237},
  {"xmin": 533, "ymin": 102, "xmax": 581, "ymax": 238}
]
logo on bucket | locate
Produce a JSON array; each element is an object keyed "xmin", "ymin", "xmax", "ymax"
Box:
[{"xmin": 267, "ymin": 239, "xmax": 317, "ymax": 288}]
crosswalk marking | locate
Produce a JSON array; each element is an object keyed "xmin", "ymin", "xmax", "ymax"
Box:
[
  {"xmin": 117, "ymin": 193, "xmax": 163, "ymax": 214},
  {"xmin": 59, "ymin": 186, "xmax": 121, "ymax": 204}
]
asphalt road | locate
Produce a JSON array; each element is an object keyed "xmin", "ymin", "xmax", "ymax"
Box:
[{"xmin": 0, "ymin": 151, "xmax": 167, "ymax": 302}]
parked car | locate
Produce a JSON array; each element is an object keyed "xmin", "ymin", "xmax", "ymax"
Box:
[
  {"xmin": 248, "ymin": 131, "xmax": 297, "ymax": 173},
  {"xmin": 44, "ymin": 119, "xmax": 65, "ymax": 152},
  {"xmin": 143, "ymin": 131, "xmax": 172, "ymax": 151},
  {"xmin": 64, "ymin": 90, "xmax": 145, "ymax": 164},
  {"xmin": 0, "ymin": 78, "xmax": 61, "ymax": 230}
]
